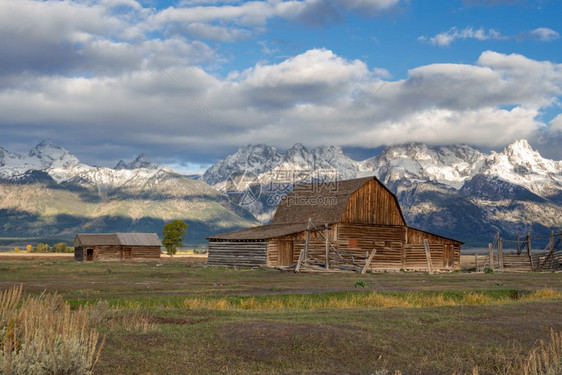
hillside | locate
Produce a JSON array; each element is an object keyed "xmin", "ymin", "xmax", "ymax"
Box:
[{"xmin": 0, "ymin": 141, "xmax": 258, "ymax": 246}]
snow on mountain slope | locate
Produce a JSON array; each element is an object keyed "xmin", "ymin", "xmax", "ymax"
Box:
[
  {"xmin": 364, "ymin": 143, "xmax": 485, "ymax": 189},
  {"xmin": 0, "ymin": 141, "xmax": 177, "ymax": 190},
  {"xmin": 480, "ymin": 139, "xmax": 562, "ymax": 197},
  {"xmin": 0, "ymin": 140, "xmax": 88, "ymax": 180},
  {"xmin": 115, "ymin": 153, "xmax": 161, "ymax": 170},
  {"xmin": 202, "ymin": 144, "xmax": 283, "ymax": 185}
]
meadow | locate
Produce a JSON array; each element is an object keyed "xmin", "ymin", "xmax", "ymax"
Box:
[{"xmin": 0, "ymin": 254, "xmax": 561, "ymax": 374}]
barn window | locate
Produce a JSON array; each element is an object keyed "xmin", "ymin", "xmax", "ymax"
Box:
[{"xmin": 348, "ymin": 239, "xmax": 358, "ymax": 248}]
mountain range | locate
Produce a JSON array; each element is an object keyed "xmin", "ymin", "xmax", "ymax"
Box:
[
  {"xmin": 202, "ymin": 140, "xmax": 562, "ymax": 247},
  {"xmin": 0, "ymin": 141, "xmax": 258, "ymax": 246},
  {"xmin": 1, "ymin": 139, "xmax": 560, "ymax": 248}
]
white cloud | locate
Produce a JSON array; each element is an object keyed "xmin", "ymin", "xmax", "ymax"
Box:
[
  {"xmin": 421, "ymin": 27, "xmax": 504, "ymax": 46},
  {"xmin": 0, "ymin": 0, "xmax": 560, "ymax": 162},
  {"xmin": 528, "ymin": 27, "xmax": 560, "ymax": 42},
  {"xmin": 421, "ymin": 26, "xmax": 560, "ymax": 47},
  {"xmin": 551, "ymin": 114, "xmax": 562, "ymax": 133}
]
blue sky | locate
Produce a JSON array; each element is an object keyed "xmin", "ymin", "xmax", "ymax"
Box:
[{"xmin": 1, "ymin": 0, "xmax": 561, "ymax": 173}]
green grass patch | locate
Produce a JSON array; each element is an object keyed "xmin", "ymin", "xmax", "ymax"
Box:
[{"xmin": 65, "ymin": 288, "xmax": 561, "ymax": 311}]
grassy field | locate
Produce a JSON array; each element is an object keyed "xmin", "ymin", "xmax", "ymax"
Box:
[{"xmin": 0, "ymin": 254, "xmax": 561, "ymax": 374}]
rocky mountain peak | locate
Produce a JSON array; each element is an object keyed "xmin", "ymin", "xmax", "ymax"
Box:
[
  {"xmin": 27, "ymin": 140, "xmax": 80, "ymax": 170},
  {"xmin": 115, "ymin": 153, "xmax": 159, "ymax": 170}
]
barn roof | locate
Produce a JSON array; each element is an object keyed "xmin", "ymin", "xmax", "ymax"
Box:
[
  {"xmin": 271, "ymin": 176, "xmax": 406, "ymax": 225},
  {"xmin": 73, "ymin": 233, "xmax": 162, "ymax": 247},
  {"xmin": 207, "ymin": 222, "xmax": 310, "ymax": 241},
  {"xmin": 209, "ymin": 176, "xmax": 408, "ymax": 241}
]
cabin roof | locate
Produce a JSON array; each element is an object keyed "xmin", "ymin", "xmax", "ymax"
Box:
[
  {"xmin": 207, "ymin": 222, "xmax": 311, "ymax": 241},
  {"xmin": 73, "ymin": 233, "xmax": 162, "ymax": 247},
  {"xmin": 271, "ymin": 175, "xmax": 406, "ymax": 225}
]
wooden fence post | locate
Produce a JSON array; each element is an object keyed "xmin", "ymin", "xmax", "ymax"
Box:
[
  {"xmin": 527, "ymin": 233, "xmax": 533, "ymax": 270},
  {"xmin": 550, "ymin": 230, "xmax": 555, "ymax": 254},
  {"xmin": 295, "ymin": 249, "xmax": 305, "ymax": 273},
  {"xmin": 498, "ymin": 237, "xmax": 503, "ymax": 270},
  {"xmin": 361, "ymin": 249, "xmax": 377, "ymax": 275},
  {"xmin": 304, "ymin": 219, "xmax": 311, "ymax": 260},
  {"xmin": 324, "ymin": 224, "xmax": 329, "ymax": 270},
  {"xmin": 488, "ymin": 243, "xmax": 494, "ymax": 271},
  {"xmin": 475, "ymin": 254, "xmax": 478, "ymax": 272},
  {"xmin": 516, "ymin": 234, "xmax": 520, "ymax": 254},
  {"xmin": 424, "ymin": 239, "xmax": 433, "ymax": 275}
]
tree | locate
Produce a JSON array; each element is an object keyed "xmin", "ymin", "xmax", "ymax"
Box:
[
  {"xmin": 53, "ymin": 242, "xmax": 69, "ymax": 253},
  {"xmin": 162, "ymin": 220, "xmax": 188, "ymax": 256},
  {"xmin": 36, "ymin": 243, "xmax": 50, "ymax": 253}
]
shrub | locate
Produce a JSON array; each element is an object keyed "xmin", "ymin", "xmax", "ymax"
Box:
[
  {"xmin": 0, "ymin": 286, "xmax": 105, "ymax": 375},
  {"xmin": 13, "ymin": 247, "xmax": 20, "ymax": 253},
  {"xmin": 35, "ymin": 243, "xmax": 50, "ymax": 253},
  {"xmin": 53, "ymin": 242, "xmax": 69, "ymax": 253}
]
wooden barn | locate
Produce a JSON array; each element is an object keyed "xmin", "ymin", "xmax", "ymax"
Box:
[
  {"xmin": 73, "ymin": 233, "xmax": 162, "ymax": 261},
  {"xmin": 208, "ymin": 176, "xmax": 463, "ymax": 272}
]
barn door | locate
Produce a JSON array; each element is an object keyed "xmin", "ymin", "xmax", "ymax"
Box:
[
  {"xmin": 124, "ymin": 247, "xmax": 132, "ymax": 259},
  {"xmin": 278, "ymin": 241, "xmax": 294, "ymax": 266},
  {"xmin": 443, "ymin": 245, "xmax": 454, "ymax": 268},
  {"xmin": 86, "ymin": 249, "xmax": 94, "ymax": 261}
]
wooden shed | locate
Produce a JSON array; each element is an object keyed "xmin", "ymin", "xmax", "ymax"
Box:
[
  {"xmin": 73, "ymin": 233, "xmax": 162, "ymax": 261},
  {"xmin": 208, "ymin": 176, "xmax": 463, "ymax": 272}
]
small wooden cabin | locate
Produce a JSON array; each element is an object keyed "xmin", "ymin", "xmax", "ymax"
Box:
[
  {"xmin": 208, "ymin": 176, "xmax": 463, "ymax": 271},
  {"xmin": 73, "ymin": 233, "xmax": 162, "ymax": 261}
]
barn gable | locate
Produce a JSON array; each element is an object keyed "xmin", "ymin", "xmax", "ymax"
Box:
[{"xmin": 270, "ymin": 176, "xmax": 405, "ymax": 226}]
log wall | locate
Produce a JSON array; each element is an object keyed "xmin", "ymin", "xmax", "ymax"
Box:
[
  {"xmin": 75, "ymin": 245, "xmax": 161, "ymax": 261},
  {"xmin": 267, "ymin": 228, "xmax": 334, "ymax": 267},
  {"xmin": 209, "ymin": 241, "xmax": 267, "ymax": 267}
]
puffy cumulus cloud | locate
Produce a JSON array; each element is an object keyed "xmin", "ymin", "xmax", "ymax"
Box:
[
  {"xmin": 236, "ymin": 49, "xmax": 370, "ymax": 108},
  {"xmin": 353, "ymin": 107, "xmax": 541, "ymax": 148},
  {"xmin": 524, "ymin": 27, "xmax": 560, "ymax": 42},
  {"xmin": 0, "ymin": 0, "xmax": 218, "ymax": 78},
  {"xmin": 149, "ymin": 0, "xmax": 402, "ymax": 36},
  {"xmin": 476, "ymin": 51, "xmax": 562, "ymax": 107},
  {"xmin": 551, "ymin": 114, "xmax": 562, "ymax": 134}
]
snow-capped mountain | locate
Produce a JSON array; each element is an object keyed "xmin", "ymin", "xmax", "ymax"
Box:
[
  {"xmin": 203, "ymin": 144, "xmax": 283, "ymax": 185},
  {"xmin": 0, "ymin": 141, "xmax": 258, "ymax": 245},
  {"xmin": 115, "ymin": 153, "xmax": 161, "ymax": 170},
  {"xmin": 202, "ymin": 140, "xmax": 562, "ymax": 246},
  {"xmin": 365, "ymin": 143, "xmax": 486, "ymax": 189},
  {"xmin": 480, "ymin": 139, "xmax": 562, "ymax": 197},
  {"xmin": 0, "ymin": 140, "xmax": 83, "ymax": 179}
]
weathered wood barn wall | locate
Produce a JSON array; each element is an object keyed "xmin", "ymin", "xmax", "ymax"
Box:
[
  {"xmin": 73, "ymin": 233, "xmax": 162, "ymax": 261},
  {"xmin": 208, "ymin": 176, "xmax": 462, "ymax": 271}
]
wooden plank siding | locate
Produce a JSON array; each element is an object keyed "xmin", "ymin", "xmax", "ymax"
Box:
[
  {"xmin": 208, "ymin": 241, "xmax": 267, "ymax": 267},
  {"xmin": 76, "ymin": 245, "xmax": 161, "ymax": 261},
  {"xmin": 339, "ymin": 179, "xmax": 405, "ymax": 226}
]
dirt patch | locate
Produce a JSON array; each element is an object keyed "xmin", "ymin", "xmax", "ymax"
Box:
[
  {"xmin": 220, "ymin": 321, "xmax": 376, "ymax": 368},
  {"xmin": 107, "ymin": 314, "xmax": 217, "ymax": 325}
]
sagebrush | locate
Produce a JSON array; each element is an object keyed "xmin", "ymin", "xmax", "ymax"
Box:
[{"xmin": 0, "ymin": 285, "xmax": 105, "ymax": 375}]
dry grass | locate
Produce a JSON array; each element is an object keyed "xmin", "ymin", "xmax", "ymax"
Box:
[
  {"xmin": 0, "ymin": 286, "xmax": 105, "ymax": 375},
  {"xmin": 178, "ymin": 289, "xmax": 561, "ymax": 311},
  {"xmin": 470, "ymin": 328, "xmax": 562, "ymax": 375}
]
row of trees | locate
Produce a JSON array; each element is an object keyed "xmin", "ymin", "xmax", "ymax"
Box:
[
  {"xmin": 10, "ymin": 219, "xmax": 189, "ymax": 255},
  {"xmin": 14, "ymin": 243, "xmax": 72, "ymax": 253}
]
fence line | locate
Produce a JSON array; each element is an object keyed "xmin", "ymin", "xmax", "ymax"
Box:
[{"xmin": 475, "ymin": 230, "xmax": 562, "ymax": 272}]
